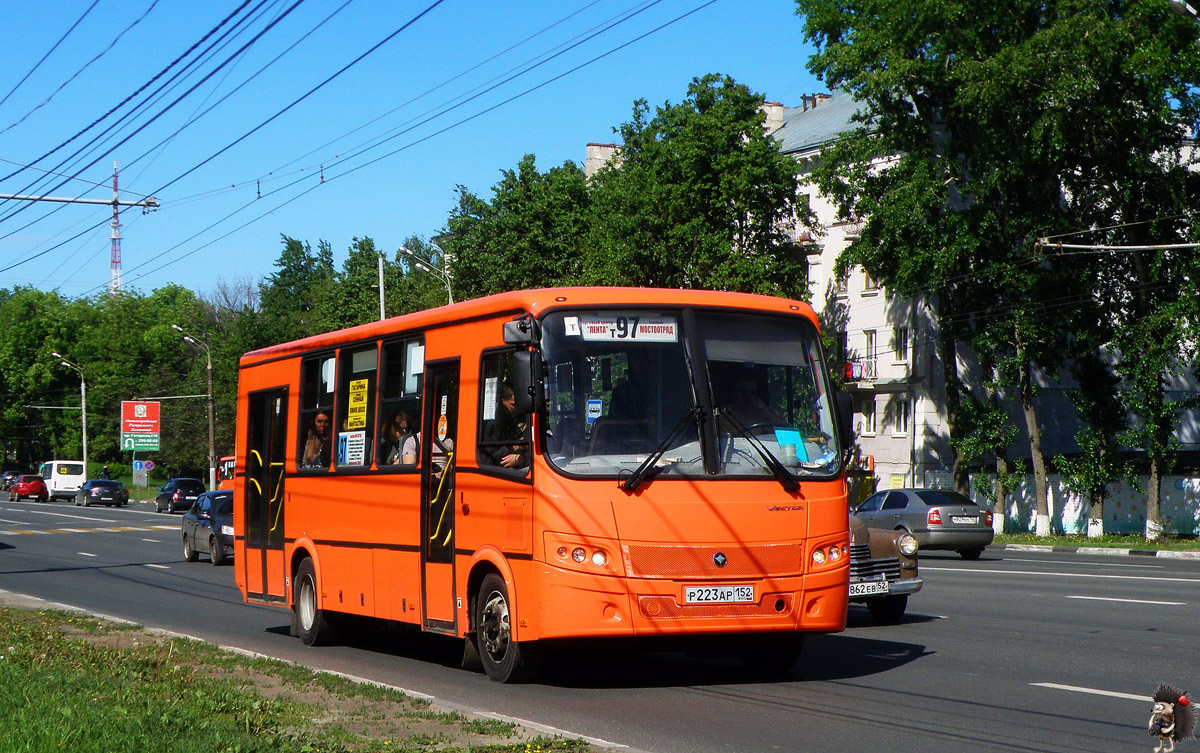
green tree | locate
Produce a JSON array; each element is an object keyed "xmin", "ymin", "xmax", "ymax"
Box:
[
  {"xmin": 586, "ymin": 74, "xmax": 808, "ymax": 296},
  {"xmin": 795, "ymin": 0, "xmax": 1200, "ymax": 535},
  {"xmin": 443, "ymin": 154, "xmax": 590, "ymax": 300},
  {"xmin": 259, "ymin": 236, "xmax": 335, "ymax": 342}
]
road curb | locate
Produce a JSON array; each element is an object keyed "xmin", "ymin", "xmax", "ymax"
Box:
[{"xmin": 994, "ymin": 543, "xmax": 1200, "ymax": 559}]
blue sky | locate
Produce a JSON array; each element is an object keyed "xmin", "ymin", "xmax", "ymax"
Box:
[{"xmin": 0, "ymin": 0, "xmax": 823, "ymax": 299}]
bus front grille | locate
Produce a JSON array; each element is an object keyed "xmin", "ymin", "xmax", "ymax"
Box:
[{"xmin": 622, "ymin": 542, "xmax": 801, "ymax": 579}]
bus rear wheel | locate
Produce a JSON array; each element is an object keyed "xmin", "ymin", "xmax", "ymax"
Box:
[
  {"xmin": 295, "ymin": 558, "xmax": 336, "ymax": 646},
  {"xmin": 475, "ymin": 573, "xmax": 540, "ymax": 683}
]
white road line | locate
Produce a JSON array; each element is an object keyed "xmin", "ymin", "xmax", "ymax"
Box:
[
  {"xmin": 145, "ymin": 564, "xmax": 170, "ymax": 570},
  {"xmin": 1003, "ymin": 557, "xmax": 1162, "ymax": 569},
  {"xmin": 1066, "ymin": 595, "xmax": 1185, "ymax": 606},
  {"xmin": 77, "ymin": 552, "xmax": 97, "ymax": 557},
  {"xmin": 1032, "ymin": 682, "xmax": 1151, "ymax": 702},
  {"xmin": 920, "ymin": 566, "xmax": 1200, "ymax": 584},
  {"xmin": 23, "ymin": 509, "xmax": 111, "ymax": 521}
]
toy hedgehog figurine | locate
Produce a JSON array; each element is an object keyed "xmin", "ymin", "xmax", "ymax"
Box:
[{"xmin": 1149, "ymin": 684, "xmax": 1195, "ymax": 753}]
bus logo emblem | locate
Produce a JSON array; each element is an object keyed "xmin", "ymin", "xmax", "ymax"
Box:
[{"xmin": 713, "ymin": 552, "xmax": 727, "ymax": 568}]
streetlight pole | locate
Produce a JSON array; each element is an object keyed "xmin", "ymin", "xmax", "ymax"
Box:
[
  {"xmin": 397, "ymin": 245, "xmax": 453, "ymax": 305},
  {"xmin": 50, "ymin": 352, "xmax": 87, "ymax": 473},
  {"xmin": 172, "ymin": 325, "xmax": 216, "ymax": 490}
]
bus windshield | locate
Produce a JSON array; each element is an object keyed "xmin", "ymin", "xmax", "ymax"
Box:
[{"xmin": 540, "ymin": 308, "xmax": 840, "ymax": 480}]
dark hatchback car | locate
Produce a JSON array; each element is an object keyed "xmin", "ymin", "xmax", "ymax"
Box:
[
  {"xmin": 156, "ymin": 478, "xmax": 206, "ymax": 513},
  {"xmin": 74, "ymin": 479, "xmax": 129, "ymax": 507},
  {"xmin": 854, "ymin": 488, "xmax": 995, "ymax": 559},
  {"xmin": 182, "ymin": 491, "xmax": 233, "ymax": 565}
]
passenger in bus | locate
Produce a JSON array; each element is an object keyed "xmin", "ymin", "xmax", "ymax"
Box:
[
  {"xmin": 480, "ymin": 384, "xmax": 529, "ymax": 470},
  {"xmin": 722, "ymin": 375, "xmax": 785, "ymax": 429},
  {"xmin": 380, "ymin": 410, "xmax": 414, "ymax": 465},
  {"xmin": 302, "ymin": 410, "xmax": 332, "ymax": 468}
]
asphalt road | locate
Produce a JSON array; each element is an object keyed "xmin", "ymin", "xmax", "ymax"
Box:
[{"xmin": 1, "ymin": 496, "xmax": 1197, "ymax": 753}]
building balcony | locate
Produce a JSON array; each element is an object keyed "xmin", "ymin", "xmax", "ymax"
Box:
[{"xmin": 842, "ymin": 358, "xmax": 913, "ymax": 392}]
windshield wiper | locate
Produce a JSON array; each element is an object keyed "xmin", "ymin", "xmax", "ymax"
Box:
[
  {"xmin": 619, "ymin": 407, "xmax": 702, "ymax": 493},
  {"xmin": 719, "ymin": 410, "xmax": 800, "ymax": 493}
]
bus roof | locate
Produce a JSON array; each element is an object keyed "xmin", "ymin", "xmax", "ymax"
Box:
[{"xmin": 240, "ymin": 287, "xmax": 816, "ymax": 367}]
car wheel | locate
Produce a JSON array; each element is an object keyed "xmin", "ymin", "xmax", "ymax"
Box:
[
  {"xmin": 294, "ymin": 558, "xmax": 337, "ymax": 646},
  {"xmin": 739, "ymin": 633, "xmax": 804, "ymax": 676},
  {"xmin": 475, "ymin": 573, "xmax": 541, "ymax": 683},
  {"xmin": 959, "ymin": 546, "xmax": 985, "ymax": 560},
  {"xmin": 866, "ymin": 595, "xmax": 909, "ymax": 624},
  {"xmin": 210, "ymin": 535, "xmax": 227, "ymax": 566},
  {"xmin": 183, "ymin": 534, "xmax": 198, "ymax": 562}
]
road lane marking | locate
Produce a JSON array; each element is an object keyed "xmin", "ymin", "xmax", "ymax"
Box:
[
  {"xmin": 1066, "ymin": 595, "xmax": 1185, "ymax": 606},
  {"xmin": 0, "ymin": 524, "xmax": 176, "ymax": 536},
  {"xmin": 920, "ymin": 566, "xmax": 1200, "ymax": 584},
  {"xmin": 77, "ymin": 552, "xmax": 97, "ymax": 557},
  {"xmin": 1032, "ymin": 682, "xmax": 1150, "ymax": 702},
  {"xmin": 145, "ymin": 564, "xmax": 170, "ymax": 570},
  {"xmin": 1003, "ymin": 557, "xmax": 1162, "ymax": 569}
]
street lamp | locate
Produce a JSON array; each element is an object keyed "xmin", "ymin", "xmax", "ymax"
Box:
[
  {"xmin": 398, "ymin": 245, "xmax": 454, "ymax": 305},
  {"xmin": 50, "ymin": 352, "xmax": 87, "ymax": 474},
  {"xmin": 172, "ymin": 325, "xmax": 216, "ymax": 490},
  {"xmin": 1169, "ymin": 0, "xmax": 1200, "ymax": 49}
]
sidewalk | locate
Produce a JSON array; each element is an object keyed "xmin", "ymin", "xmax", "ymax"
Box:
[{"xmin": 995, "ymin": 543, "xmax": 1200, "ymax": 559}]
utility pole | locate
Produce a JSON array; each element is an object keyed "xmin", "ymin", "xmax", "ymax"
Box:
[{"xmin": 0, "ymin": 165, "xmax": 157, "ymax": 294}]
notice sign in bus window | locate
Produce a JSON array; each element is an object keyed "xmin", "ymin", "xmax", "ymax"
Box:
[
  {"xmin": 575, "ymin": 314, "xmax": 678, "ymax": 342},
  {"xmin": 338, "ymin": 431, "xmax": 366, "ymax": 466},
  {"xmin": 347, "ymin": 378, "xmax": 369, "ymax": 429}
]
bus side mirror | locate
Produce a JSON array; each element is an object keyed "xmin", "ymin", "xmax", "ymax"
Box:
[
  {"xmin": 835, "ymin": 391, "xmax": 853, "ymax": 451},
  {"xmin": 511, "ymin": 350, "xmax": 541, "ymax": 416},
  {"xmin": 503, "ymin": 315, "xmax": 539, "ymax": 345}
]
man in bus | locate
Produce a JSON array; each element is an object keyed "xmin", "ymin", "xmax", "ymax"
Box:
[{"xmin": 479, "ymin": 384, "xmax": 529, "ymax": 470}]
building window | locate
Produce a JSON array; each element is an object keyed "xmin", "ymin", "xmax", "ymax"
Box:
[
  {"xmin": 835, "ymin": 270, "xmax": 849, "ymax": 297},
  {"xmin": 860, "ymin": 396, "xmax": 877, "ymax": 436},
  {"xmin": 863, "ymin": 330, "xmax": 877, "ymax": 380},
  {"xmin": 891, "ymin": 395, "xmax": 910, "ymax": 437},
  {"xmin": 862, "ymin": 267, "xmax": 879, "ymax": 294},
  {"xmin": 893, "ymin": 326, "xmax": 909, "ymax": 364}
]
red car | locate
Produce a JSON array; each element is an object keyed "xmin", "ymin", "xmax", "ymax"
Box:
[{"xmin": 9, "ymin": 475, "xmax": 49, "ymax": 502}]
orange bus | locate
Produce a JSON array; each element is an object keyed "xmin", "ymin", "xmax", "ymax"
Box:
[
  {"xmin": 217, "ymin": 455, "xmax": 236, "ymax": 490},
  {"xmin": 233, "ymin": 287, "xmax": 852, "ymax": 682}
]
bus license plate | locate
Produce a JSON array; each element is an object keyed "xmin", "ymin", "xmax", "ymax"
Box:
[
  {"xmin": 684, "ymin": 585, "xmax": 755, "ymax": 604},
  {"xmin": 849, "ymin": 581, "xmax": 889, "ymax": 596}
]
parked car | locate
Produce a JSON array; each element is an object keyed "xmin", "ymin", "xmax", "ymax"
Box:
[
  {"xmin": 156, "ymin": 478, "xmax": 206, "ymax": 513},
  {"xmin": 849, "ymin": 514, "xmax": 922, "ymax": 623},
  {"xmin": 853, "ymin": 488, "xmax": 995, "ymax": 559},
  {"xmin": 1, "ymin": 470, "xmax": 21, "ymax": 489},
  {"xmin": 74, "ymin": 479, "xmax": 129, "ymax": 507},
  {"xmin": 8, "ymin": 475, "xmax": 48, "ymax": 502},
  {"xmin": 181, "ymin": 491, "xmax": 234, "ymax": 565}
]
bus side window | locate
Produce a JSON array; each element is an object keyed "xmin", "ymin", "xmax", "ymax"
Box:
[
  {"xmin": 379, "ymin": 337, "xmax": 424, "ymax": 467},
  {"xmin": 477, "ymin": 350, "xmax": 531, "ymax": 475},
  {"xmin": 335, "ymin": 346, "xmax": 378, "ymax": 469},
  {"xmin": 298, "ymin": 355, "xmax": 335, "ymax": 471}
]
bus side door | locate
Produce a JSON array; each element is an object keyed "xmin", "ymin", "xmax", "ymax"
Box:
[
  {"xmin": 243, "ymin": 388, "xmax": 288, "ymax": 604},
  {"xmin": 421, "ymin": 360, "xmax": 459, "ymax": 633}
]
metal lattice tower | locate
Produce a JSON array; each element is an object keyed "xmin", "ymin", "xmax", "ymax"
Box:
[{"xmin": 109, "ymin": 161, "xmax": 123, "ymax": 294}]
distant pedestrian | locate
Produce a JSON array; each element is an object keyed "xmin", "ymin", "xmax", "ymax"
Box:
[{"xmin": 101, "ymin": 465, "xmax": 111, "ymax": 480}]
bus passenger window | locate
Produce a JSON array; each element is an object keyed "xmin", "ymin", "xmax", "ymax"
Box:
[
  {"xmin": 299, "ymin": 356, "xmax": 335, "ymax": 470},
  {"xmin": 477, "ymin": 351, "xmax": 530, "ymax": 475},
  {"xmin": 379, "ymin": 337, "xmax": 424, "ymax": 467},
  {"xmin": 335, "ymin": 346, "xmax": 378, "ymax": 468}
]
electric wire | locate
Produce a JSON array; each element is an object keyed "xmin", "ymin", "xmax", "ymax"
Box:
[
  {"xmin": 0, "ymin": 0, "xmax": 102, "ymax": 111},
  {"xmin": 0, "ymin": 0, "xmax": 161, "ymax": 137}
]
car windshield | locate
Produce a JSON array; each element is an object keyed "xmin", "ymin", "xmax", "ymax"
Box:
[
  {"xmin": 211, "ymin": 493, "xmax": 233, "ymax": 515},
  {"xmin": 539, "ymin": 307, "xmax": 839, "ymax": 480},
  {"xmin": 916, "ymin": 490, "xmax": 976, "ymax": 507}
]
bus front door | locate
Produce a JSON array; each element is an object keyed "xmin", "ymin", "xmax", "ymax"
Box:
[
  {"xmin": 244, "ymin": 389, "xmax": 288, "ymax": 604},
  {"xmin": 421, "ymin": 360, "xmax": 458, "ymax": 633}
]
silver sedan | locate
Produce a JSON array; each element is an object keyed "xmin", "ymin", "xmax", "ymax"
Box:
[{"xmin": 853, "ymin": 488, "xmax": 994, "ymax": 559}]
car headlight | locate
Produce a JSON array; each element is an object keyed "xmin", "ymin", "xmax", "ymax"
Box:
[
  {"xmin": 220, "ymin": 525, "xmax": 235, "ymax": 537},
  {"xmin": 897, "ymin": 532, "xmax": 919, "ymax": 557}
]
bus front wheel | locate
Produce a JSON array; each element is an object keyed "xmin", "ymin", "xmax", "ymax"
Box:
[
  {"xmin": 475, "ymin": 573, "xmax": 541, "ymax": 683},
  {"xmin": 295, "ymin": 558, "xmax": 336, "ymax": 646}
]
